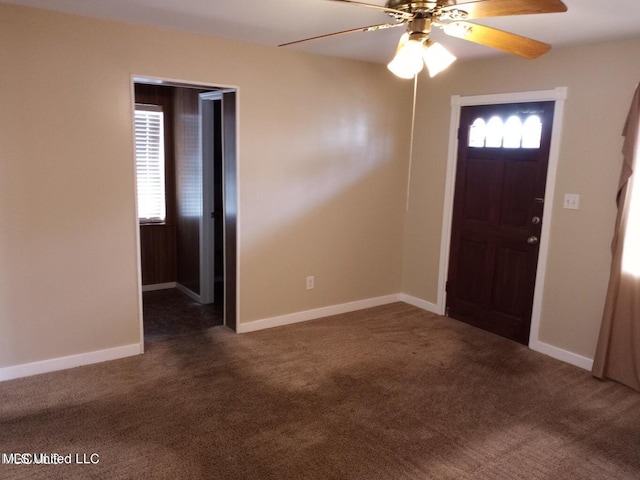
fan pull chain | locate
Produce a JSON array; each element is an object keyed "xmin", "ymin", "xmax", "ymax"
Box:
[{"xmin": 405, "ymin": 73, "xmax": 419, "ymax": 212}]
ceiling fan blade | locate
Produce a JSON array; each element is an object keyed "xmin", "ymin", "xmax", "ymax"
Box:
[
  {"xmin": 448, "ymin": 0, "xmax": 567, "ymax": 19},
  {"xmin": 444, "ymin": 21, "xmax": 551, "ymax": 59},
  {"xmin": 279, "ymin": 22, "xmax": 405, "ymax": 47},
  {"xmin": 325, "ymin": 0, "xmax": 414, "ymax": 20}
]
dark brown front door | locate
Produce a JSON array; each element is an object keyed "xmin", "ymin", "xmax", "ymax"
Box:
[{"xmin": 446, "ymin": 101, "xmax": 555, "ymax": 345}]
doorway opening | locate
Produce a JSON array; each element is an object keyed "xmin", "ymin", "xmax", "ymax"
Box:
[
  {"xmin": 132, "ymin": 77, "xmax": 238, "ymax": 343},
  {"xmin": 438, "ymin": 88, "xmax": 567, "ymax": 348}
]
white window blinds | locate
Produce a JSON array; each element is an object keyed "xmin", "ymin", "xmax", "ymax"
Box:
[{"xmin": 135, "ymin": 104, "xmax": 166, "ymax": 223}]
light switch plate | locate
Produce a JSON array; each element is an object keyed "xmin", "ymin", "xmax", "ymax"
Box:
[{"xmin": 563, "ymin": 193, "xmax": 580, "ymax": 210}]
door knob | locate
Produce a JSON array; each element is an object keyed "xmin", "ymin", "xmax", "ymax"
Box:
[
  {"xmin": 531, "ymin": 216, "xmax": 541, "ymax": 225},
  {"xmin": 527, "ymin": 236, "xmax": 539, "ymax": 245}
]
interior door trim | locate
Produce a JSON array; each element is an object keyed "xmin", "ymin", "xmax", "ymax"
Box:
[
  {"xmin": 438, "ymin": 87, "xmax": 568, "ymax": 349},
  {"xmin": 199, "ymin": 91, "xmax": 221, "ymax": 305},
  {"xmin": 132, "ymin": 75, "xmax": 241, "ymax": 347}
]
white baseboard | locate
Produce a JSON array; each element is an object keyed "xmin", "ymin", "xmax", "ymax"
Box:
[
  {"xmin": 398, "ymin": 293, "xmax": 594, "ymax": 372},
  {"xmin": 0, "ymin": 343, "xmax": 142, "ymax": 382},
  {"xmin": 176, "ymin": 283, "xmax": 201, "ymax": 302},
  {"xmin": 0, "ymin": 292, "xmax": 593, "ymax": 381},
  {"xmin": 529, "ymin": 340, "xmax": 594, "ymax": 371},
  {"xmin": 141, "ymin": 282, "xmax": 176, "ymax": 292},
  {"xmin": 237, "ymin": 294, "xmax": 403, "ymax": 333},
  {"xmin": 398, "ymin": 293, "xmax": 442, "ymax": 315}
]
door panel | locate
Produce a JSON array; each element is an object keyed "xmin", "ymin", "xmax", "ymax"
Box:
[
  {"xmin": 464, "ymin": 159, "xmax": 500, "ymax": 222},
  {"xmin": 457, "ymin": 239, "xmax": 486, "ymax": 303},
  {"xmin": 492, "ymin": 246, "xmax": 528, "ymax": 315},
  {"xmin": 501, "ymin": 162, "xmax": 536, "ymax": 227},
  {"xmin": 447, "ymin": 101, "xmax": 554, "ymax": 345}
]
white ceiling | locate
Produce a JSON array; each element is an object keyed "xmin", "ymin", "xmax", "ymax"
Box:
[{"xmin": 5, "ymin": 0, "xmax": 640, "ymax": 64}]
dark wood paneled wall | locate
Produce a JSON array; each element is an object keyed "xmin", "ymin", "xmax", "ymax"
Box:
[
  {"xmin": 174, "ymin": 88, "xmax": 204, "ymax": 295},
  {"xmin": 139, "ymin": 225, "xmax": 176, "ymax": 284},
  {"xmin": 135, "ymin": 84, "xmax": 177, "ymax": 286}
]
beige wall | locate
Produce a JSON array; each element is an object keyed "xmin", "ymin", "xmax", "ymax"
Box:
[
  {"xmin": 3, "ymin": 1, "xmax": 637, "ymax": 372},
  {"xmin": 0, "ymin": 3, "xmax": 411, "ymax": 368},
  {"xmin": 402, "ymin": 38, "xmax": 640, "ymax": 358}
]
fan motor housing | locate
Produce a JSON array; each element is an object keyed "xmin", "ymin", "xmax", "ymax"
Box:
[{"xmin": 408, "ymin": 18, "xmax": 432, "ymax": 35}]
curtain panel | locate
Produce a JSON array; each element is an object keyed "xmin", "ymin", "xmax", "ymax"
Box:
[{"xmin": 592, "ymin": 84, "xmax": 640, "ymax": 392}]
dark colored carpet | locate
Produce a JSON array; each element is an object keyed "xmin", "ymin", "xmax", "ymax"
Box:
[
  {"xmin": 1, "ymin": 303, "xmax": 639, "ymax": 479},
  {"xmin": 143, "ymin": 288, "xmax": 223, "ymax": 340}
]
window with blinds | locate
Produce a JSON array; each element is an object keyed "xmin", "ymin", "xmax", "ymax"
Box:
[{"xmin": 135, "ymin": 104, "xmax": 166, "ymax": 223}]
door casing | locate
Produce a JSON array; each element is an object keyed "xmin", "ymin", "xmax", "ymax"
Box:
[
  {"xmin": 199, "ymin": 91, "xmax": 222, "ymax": 305},
  {"xmin": 438, "ymin": 87, "xmax": 567, "ymax": 349},
  {"xmin": 132, "ymin": 75, "xmax": 240, "ymax": 349}
]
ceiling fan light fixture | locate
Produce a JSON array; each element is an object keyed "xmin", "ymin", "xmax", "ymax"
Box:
[
  {"xmin": 281, "ymin": 0, "xmax": 567, "ymax": 71},
  {"xmin": 422, "ymin": 41, "xmax": 457, "ymax": 77},
  {"xmin": 387, "ymin": 37, "xmax": 425, "ymax": 79}
]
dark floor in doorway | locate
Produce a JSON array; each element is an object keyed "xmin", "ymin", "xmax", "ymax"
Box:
[{"xmin": 143, "ymin": 288, "xmax": 223, "ymax": 341}]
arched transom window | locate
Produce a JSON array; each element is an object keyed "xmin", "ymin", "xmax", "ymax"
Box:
[{"xmin": 469, "ymin": 114, "xmax": 543, "ymax": 149}]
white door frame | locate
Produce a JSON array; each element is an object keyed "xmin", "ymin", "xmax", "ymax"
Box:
[
  {"xmin": 437, "ymin": 87, "xmax": 568, "ymax": 349},
  {"xmin": 199, "ymin": 91, "xmax": 222, "ymax": 305},
  {"xmin": 199, "ymin": 88, "xmax": 239, "ymax": 308},
  {"xmin": 132, "ymin": 76, "xmax": 240, "ymax": 349}
]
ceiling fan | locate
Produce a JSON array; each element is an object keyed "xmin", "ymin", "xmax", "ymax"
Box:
[{"xmin": 280, "ymin": 0, "xmax": 568, "ymax": 78}]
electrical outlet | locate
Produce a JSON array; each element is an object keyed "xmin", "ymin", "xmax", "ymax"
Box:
[
  {"xmin": 563, "ymin": 193, "xmax": 580, "ymax": 210},
  {"xmin": 306, "ymin": 276, "xmax": 314, "ymax": 290}
]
